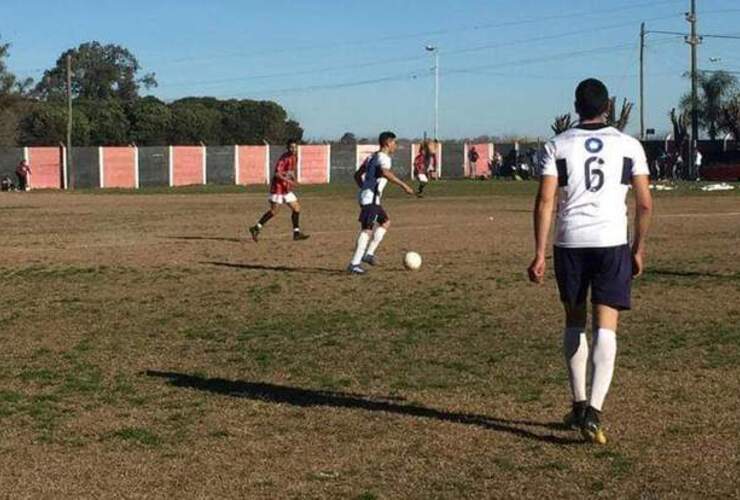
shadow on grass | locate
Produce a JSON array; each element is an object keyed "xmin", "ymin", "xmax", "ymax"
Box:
[
  {"xmin": 646, "ymin": 269, "xmax": 738, "ymax": 280},
  {"xmin": 146, "ymin": 370, "xmax": 581, "ymax": 445},
  {"xmin": 202, "ymin": 261, "xmax": 344, "ymax": 275},
  {"xmin": 162, "ymin": 236, "xmax": 243, "ymax": 243}
]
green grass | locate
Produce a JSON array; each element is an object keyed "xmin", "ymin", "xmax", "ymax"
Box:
[{"xmin": 110, "ymin": 427, "xmax": 162, "ymax": 447}]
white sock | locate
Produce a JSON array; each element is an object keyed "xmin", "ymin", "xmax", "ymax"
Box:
[
  {"xmin": 590, "ymin": 328, "xmax": 617, "ymax": 412},
  {"xmin": 350, "ymin": 231, "xmax": 371, "ymax": 266},
  {"xmin": 563, "ymin": 327, "xmax": 588, "ymax": 403},
  {"xmin": 365, "ymin": 227, "xmax": 387, "ymax": 256}
]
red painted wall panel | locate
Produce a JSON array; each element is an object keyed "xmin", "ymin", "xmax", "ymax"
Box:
[
  {"xmin": 103, "ymin": 147, "xmax": 136, "ymax": 188},
  {"xmin": 299, "ymin": 145, "xmax": 329, "ymax": 184},
  {"xmin": 237, "ymin": 146, "xmax": 268, "ymax": 185},
  {"xmin": 467, "ymin": 143, "xmax": 492, "ymax": 177},
  {"xmin": 172, "ymin": 146, "xmax": 204, "ymax": 186},
  {"xmin": 27, "ymin": 147, "xmax": 62, "ymax": 189}
]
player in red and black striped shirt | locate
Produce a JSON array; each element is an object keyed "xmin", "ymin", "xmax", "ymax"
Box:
[{"xmin": 249, "ymin": 140, "xmax": 309, "ymax": 242}]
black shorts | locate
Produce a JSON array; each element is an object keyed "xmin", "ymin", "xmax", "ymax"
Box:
[
  {"xmin": 359, "ymin": 205, "xmax": 388, "ymax": 230},
  {"xmin": 554, "ymin": 245, "xmax": 633, "ymax": 311}
]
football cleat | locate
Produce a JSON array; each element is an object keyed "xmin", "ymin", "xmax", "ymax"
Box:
[
  {"xmin": 563, "ymin": 401, "xmax": 587, "ymax": 430},
  {"xmin": 347, "ymin": 264, "xmax": 366, "ymax": 275},
  {"xmin": 249, "ymin": 225, "xmax": 260, "ymax": 242},
  {"xmin": 581, "ymin": 406, "xmax": 608, "ymax": 445},
  {"xmin": 293, "ymin": 232, "xmax": 310, "ymax": 241},
  {"xmin": 362, "ymin": 254, "xmax": 379, "ymax": 266}
]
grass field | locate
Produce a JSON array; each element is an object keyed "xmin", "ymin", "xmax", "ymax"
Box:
[{"xmin": 1, "ymin": 181, "xmax": 738, "ymax": 498}]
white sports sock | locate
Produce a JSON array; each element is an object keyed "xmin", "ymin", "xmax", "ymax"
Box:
[
  {"xmin": 365, "ymin": 226, "xmax": 387, "ymax": 256},
  {"xmin": 350, "ymin": 231, "xmax": 371, "ymax": 266},
  {"xmin": 563, "ymin": 327, "xmax": 588, "ymax": 403},
  {"xmin": 590, "ymin": 328, "xmax": 617, "ymax": 412}
]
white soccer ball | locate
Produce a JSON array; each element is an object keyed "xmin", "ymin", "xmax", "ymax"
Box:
[{"xmin": 404, "ymin": 251, "xmax": 422, "ymax": 271}]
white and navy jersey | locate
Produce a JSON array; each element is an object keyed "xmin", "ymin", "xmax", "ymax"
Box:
[
  {"xmin": 540, "ymin": 124, "xmax": 650, "ymax": 248},
  {"xmin": 358, "ymin": 151, "xmax": 391, "ymax": 206}
]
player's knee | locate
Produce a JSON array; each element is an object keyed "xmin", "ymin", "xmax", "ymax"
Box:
[
  {"xmin": 564, "ymin": 302, "xmax": 587, "ymax": 327},
  {"xmin": 381, "ymin": 220, "xmax": 391, "ymax": 229}
]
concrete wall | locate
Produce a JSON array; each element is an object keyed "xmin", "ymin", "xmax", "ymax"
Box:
[
  {"xmin": 71, "ymin": 147, "xmax": 100, "ymax": 189},
  {"xmin": 0, "ymin": 147, "xmax": 23, "ymax": 180},
  {"xmin": 329, "ymin": 143, "xmax": 356, "ymax": 183},
  {"xmin": 206, "ymin": 146, "xmax": 235, "ymax": 185},
  {"xmin": 138, "ymin": 146, "xmax": 169, "ymax": 187},
  {"xmin": 443, "ymin": 142, "xmax": 465, "ymax": 178}
]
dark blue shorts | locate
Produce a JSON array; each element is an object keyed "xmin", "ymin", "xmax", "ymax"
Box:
[
  {"xmin": 359, "ymin": 204, "xmax": 388, "ymax": 230},
  {"xmin": 553, "ymin": 245, "xmax": 633, "ymax": 311}
]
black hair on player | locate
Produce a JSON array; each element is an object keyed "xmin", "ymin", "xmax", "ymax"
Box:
[
  {"xmin": 378, "ymin": 131, "xmax": 397, "ymax": 147},
  {"xmin": 287, "ymin": 139, "xmax": 298, "ymax": 148},
  {"xmin": 575, "ymin": 79, "xmax": 609, "ymax": 120}
]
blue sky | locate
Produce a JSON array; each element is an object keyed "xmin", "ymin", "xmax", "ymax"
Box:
[{"xmin": 2, "ymin": 0, "xmax": 739, "ymax": 140}]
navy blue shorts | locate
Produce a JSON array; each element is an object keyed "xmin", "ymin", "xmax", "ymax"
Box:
[
  {"xmin": 553, "ymin": 245, "xmax": 633, "ymax": 311},
  {"xmin": 359, "ymin": 205, "xmax": 388, "ymax": 230}
]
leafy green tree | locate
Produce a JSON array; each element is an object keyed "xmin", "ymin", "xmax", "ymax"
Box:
[
  {"xmin": 78, "ymin": 99, "xmax": 131, "ymax": 145},
  {"xmin": 34, "ymin": 41, "xmax": 157, "ymax": 102},
  {"xmin": 19, "ymin": 103, "xmax": 91, "ymax": 146},
  {"xmin": 0, "ymin": 39, "xmax": 34, "ymax": 145},
  {"xmin": 128, "ymin": 96, "xmax": 172, "ymax": 146},
  {"xmin": 169, "ymin": 99, "xmax": 222, "ymax": 145},
  {"xmin": 340, "ymin": 132, "xmax": 357, "ymax": 144},
  {"xmin": 680, "ymin": 71, "xmax": 738, "ymax": 140},
  {"xmin": 720, "ymin": 93, "xmax": 740, "ymax": 141}
]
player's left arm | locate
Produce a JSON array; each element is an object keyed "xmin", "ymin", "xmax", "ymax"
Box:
[
  {"xmin": 382, "ymin": 168, "xmax": 415, "ymax": 196},
  {"xmin": 631, "ymin": 175, "xmax": 653, "ymax": 277},
  {"xmin": 630, "ymin": 140, "xmax": 654, "ymax": 277}
]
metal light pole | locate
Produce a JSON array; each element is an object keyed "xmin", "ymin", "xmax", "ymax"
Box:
[
  {"xmin": 425, "ymin": 45, "xmax": 439, "ymax": 141},
  {"xmin": 685, "ymin": 0, "xmax": 701, "ymax": 179}
]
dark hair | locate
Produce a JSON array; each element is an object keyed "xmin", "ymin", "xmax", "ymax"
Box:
[
  {"xmin": 575, "ymin": 78, "xmax": 609, "ymax": 119},
  {"xmin": 378, "ymin": 131, "xmax": 397, "ymax": 147},
  {"xmin": 286, "ymin": 139, "xmax": 298, "ymax": 148}
]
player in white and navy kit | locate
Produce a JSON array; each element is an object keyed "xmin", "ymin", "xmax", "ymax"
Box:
[
  {"xmin": 528, "ymin": 79, "xmax": 653, "ymax": 444},
  {"xmin": 347, "ymin": 131, "xmax": 415, "ymax": 274}
]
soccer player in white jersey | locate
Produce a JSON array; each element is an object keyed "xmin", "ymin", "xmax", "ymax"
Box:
[
  {"xmin": 528, "ymin": 79, "xmax": 653, "ymax": 444},
  {"xmin": 348, "ymin": 131, "xmax": 415, "ymax": 274}
]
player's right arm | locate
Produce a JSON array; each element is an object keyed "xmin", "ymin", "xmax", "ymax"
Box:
[
  {"xmin": 383, "ymin": 168, "xmax": 415, "ymax": 196},
  {"xmin": 528, "ymin": 141, "xmax": 558, "ymax": 284}
]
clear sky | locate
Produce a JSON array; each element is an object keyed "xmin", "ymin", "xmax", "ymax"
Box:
[{"xmin": 2, "ymin": 0, "xmax": 739, "ymax": 140}]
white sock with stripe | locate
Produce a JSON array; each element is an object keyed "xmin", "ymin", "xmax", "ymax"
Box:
[
  {"xmin": 590, "ymin": 328, "xmax": 617, "ymax": 411},
  {"xmin": 563, "ymin": 327, "xmax": 589, "ymax": 403},
  {"xmin": 351, "ymin": 231, "xmax": 371, "ymax": 266},
  {"xmin": 365, "ymin": 227, "xmax": 387, "ymax": 257}
]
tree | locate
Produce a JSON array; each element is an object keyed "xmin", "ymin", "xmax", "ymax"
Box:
[
  {"xmin": 340, "ymin": 132, "xmax": 357, "ymax": 144},
  {"xmin": 78, "ymin": 99, "xmax": 131, "ymax": 145},
  {"xmin": 680, "ymin": 71, "xmax": 738, "ymax": 140},
  {"xmin": 34, "ymin": 41, "xmax": 157, "ymax": 102},
  {"xmin": 0, "ymin": 39, "xmax": 33, "ymax": 145},
  {"xmin": 169, "ymin": 99, "xmax": 223, "ymax": 145},
  {"xmin": 551, "ymin": 113, "xmax": 573, "ymax": 134},
  {"xmin": 128, "ymin": 96, "xmax": 172, "ymax": 146},
  {"xmin": 607, "ymin": 97, "xmax": 633, "ymax": 131},
  {"xmin": 719, "ymin": 94, "xmax": 740, "ymax": 141},
  {"xmin": 19, "ymin": 103, "xmax": 91, "ymax": 146}
]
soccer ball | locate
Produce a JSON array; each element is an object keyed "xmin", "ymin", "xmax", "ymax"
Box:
[{"xmin": 403, "ymin": 251, "xmax": 422, "ymax": 271}]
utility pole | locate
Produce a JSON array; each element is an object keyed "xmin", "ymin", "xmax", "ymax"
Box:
[
  {"xmin": 685, "ymin": 0, "xmax": 701, "ymax": 179},
  {"xmin": 425, "ymin": 45, "xmax": 439, "ymax": 141},
  {"xmin": 639, "ymin": 22, "xmax": 646, "ymax": 140},
  {"xmin": 66, "ymin": 54, "xmax": 73, "ymax": 189}
]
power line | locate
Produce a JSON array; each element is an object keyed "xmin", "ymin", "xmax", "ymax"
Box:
[
  {"xmin": 160, "ymin": 15, "xmax": 681, "ymax": 91},
  {"xmin": 140, "ymin": 0, "xmax": 686, "ymax": 67}
]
